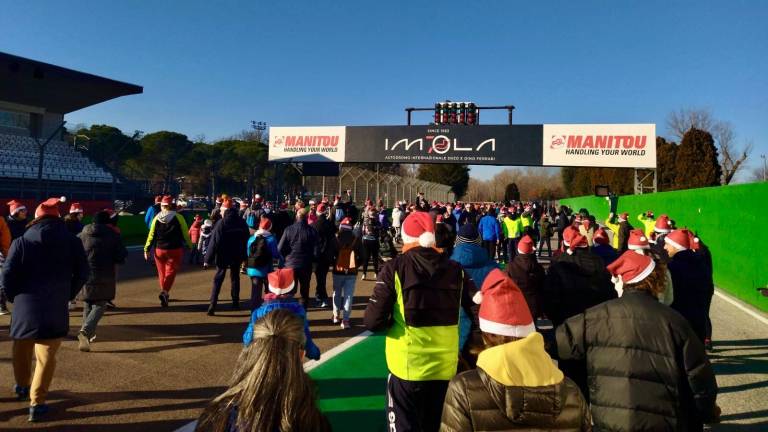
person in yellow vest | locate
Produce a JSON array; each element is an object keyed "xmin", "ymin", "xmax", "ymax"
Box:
[
  {"xmin": 364, "ymin": 211, "xmax": 477, "ymax": 432},
  {"xmin": 502, "ymin": 211, "xmax": 523, "ymax": 260},
  {"xmin": 637, "ymin": 210, "xmax": 656, "ymax": 238}
]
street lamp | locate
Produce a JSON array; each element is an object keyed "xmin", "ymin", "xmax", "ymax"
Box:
[
  {"xmin": 251, "ymin": 121, "xmax": 267, "ymax": 131},
  {"xmin": 761, "ymin": 154, "xmax": 766, "ymax": 181}
]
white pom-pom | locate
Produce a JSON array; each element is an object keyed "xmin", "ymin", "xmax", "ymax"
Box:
[
  {"xmin": 418, "ymin": 231, "xmax": 436, "ymax": 248},
  {"xmin": 472, "ymin": 291, "xmax": 483, "ymax": 305},
  {"xmin": 60, "ymin": 196, "xmax": 67, "ymax": 203}
]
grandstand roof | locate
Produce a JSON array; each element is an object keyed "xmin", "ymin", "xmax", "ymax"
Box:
[{"xmin": 0, "ymin": 52, "xmax": 143, "ymax": 114}]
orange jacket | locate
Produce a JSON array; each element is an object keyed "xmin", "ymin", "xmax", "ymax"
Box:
[{"xmin": 0, "ymin": 217, "xmax": 10, "ymax": 256}]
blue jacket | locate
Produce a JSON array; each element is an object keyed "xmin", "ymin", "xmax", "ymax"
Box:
[
  {"xmin": 478, "ymin": 214, "xmax": 502, "ymax": 242},
  {"xmin": 592, "ymin": 244, "xmax": 619, "ymax": 266},
  {"xmin": 243, "ymin": 296, "xmax": 321, "ymax": 360},
  {"xmin": 245, "ymin": 232, "xmax": 283, "ymax": 278},
  {"xmin": 144, "ymin": 204, "xmax": 159, "ymax": 229},
  {"xmin": 452, "ymin": 208, "xmax": 463, "ymax": 231},
  {"xmin": 450, "ymin": 242, "xmax": 501, "ymax": 349},
  {"xmin": 2, "ymin": 217, "xmax": 89, "ymax": 339},
  {"xmin": 278, "ymin": 220, "xmax": 318, "ymax": 269}
]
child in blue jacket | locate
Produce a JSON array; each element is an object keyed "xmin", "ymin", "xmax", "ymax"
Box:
[
  {"xmin": 245, "ymin": 218, "xmax": 283, "ymax": 310},
  {"xmin": 242, "ymin": 268, "xmax": 321, "ymax": 360}
]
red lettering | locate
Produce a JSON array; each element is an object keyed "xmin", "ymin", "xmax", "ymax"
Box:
[
  {"xmin": 622, "ymin": 136, "xmax": 633, "ymax": 149},
  {"xmin": 596, "ymin": 136, "xmax": 612, "ymax": 148},
  {"xmin": 635, "ymin": 136, "xmax": 646, "ymax": 148},
  {"xmin": 286, "ymin": 136, "xmax": 296, "ymax": 146},
  {"xmin": 567, "ymin": 136, "xmax": 583, "ymax": 148},
  {"xmin": 583, "ymin": 136, "xmax": 594, "ymax": 148},
  {"xmin": 331, "ymin": 136, "xmax": 339, "ymax": 147}
]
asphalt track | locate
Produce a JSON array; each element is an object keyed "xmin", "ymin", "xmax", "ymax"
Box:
[{"xmin": 1, "ymin": 249, "xmax": 767, "ymax": 431}]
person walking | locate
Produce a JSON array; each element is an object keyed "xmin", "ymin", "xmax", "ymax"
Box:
[
  {"xmin": 478, "ymin": 208, "xmax": 502, "ymax": 261},
  {"xmin": 364, "ymin": 212, "xmax": 477, "ymax": 432},
  {"xmin": 6, "ymin": 200, "xmax": 29, "ymax": 240},
  {"xmin": 441, "ymin": 269, "xmax": 591, "ymax": 431},
  {"xmin": 537, "ymin": 213, "xmax": 553, "ymax": 257},
  {"xmin": 591, "ymin": 227, "xmax": 619, "ymax": 266},
  {"xmin": 359, "ymin": 206, "xmax": 381, "ymax": 281},
  {"xmin": 556, "ymin": 251, "xmax": 720, "ymax": 430},
  {"xmin": 144, "ymin": 195, "xmax": 193, "ymax": 308},
  {"xmin": 76, "ymin": 211, "xmax": 127, "ymax": 352},
  {"xmin": 505, "ymin": 235, "xmax": 546, "ymax": 320},
  {"xmin": 502, "ymin": 211, "xmax": 523, "ymax": 261},
  {"xmin": 245, "ymin": 218, "xmax": 283, "ymax": 310},
  {"xmin": 2, "ymin": 197, "xmax": 89, "ymax": 422},
  {"xmin": 311, "ymin": 203, "xmax": 335, "ymax": 308},
  {"xmin": 144, "ymin": 195, "xmax": 162, "ymax": 229},
  {"xmin": 187, "ymin": 214, "xmax": 203, "ymax": 264},
  {"xmin": 63, "ymin": 202, "xmax": 84, "ymax": 235},
  {"xmin": 329, "ymin": 217, "xmax": 363, "ymax": 329},
  {"xmin": 277, "ymin": 208, "xmax": 318, "ymax": 310},
  {"xmin": 204, "ymin": 199, "xmax": 250, "ymax": 315},
  {"xmin": 0, "ymin": 214, "xmax": 10, "ymax": 315}
]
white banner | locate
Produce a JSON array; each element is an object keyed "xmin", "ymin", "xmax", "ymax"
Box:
[
  {"xmin": 268, "ymin": 126, "xmax": 346, "ymax": 162},
  {"xmin": 542, "ymin": 124, "xmax": 656, "ymax": 168}
]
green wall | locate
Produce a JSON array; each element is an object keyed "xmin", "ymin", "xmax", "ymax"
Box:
[
  {"xmin": 560, "ymin": 182, "xmax": 768, "ymax": 312},
  {"xmin": 83, "ymin": 211, "xmax": 208, "ymax": 247}
]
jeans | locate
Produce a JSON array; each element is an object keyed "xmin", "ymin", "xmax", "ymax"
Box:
[
  {"xmin": 210, "ymin": 262, "xmax": 241, "ymax": 307},
  {"xmin": 81, "ymin": 301, "xmax": 107, "ymax": 338},
  {"xmin": 332, "ymin": 274, "xmax": 357, "ymax": 320}
]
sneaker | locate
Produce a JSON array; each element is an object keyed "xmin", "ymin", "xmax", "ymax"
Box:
[
  {"xmin": 13, "ymin": 384, "xmax": 30, "ymax": 401},
  {"xmin": 159, "ymin": 292, "xmax": 169, "ymax": 308},
  {"xmin": 316, "ymin": 299, "xmax": 328, "ymax": 308},
  {"xmin": 28, "ymin": 404, "xmax": 49, "ymax": 423},
  {"xmin": 106, "ymin": 300, "xmax": 116, "ymax": 309},
  {"xmin": 704, "ymin": 338, "xmax": 713, "ymax": 352},
  {"xmin": 207, "ymin": 304, "xmax": 215, "ymax": 316},
  {"xmin": 68, "ymin": 301, "xmax": 76, "ymax": 311},
  {"xmin": 0, "ymin": 306, "xmax": 10, "ymax": 316},
  {"xmin": 341, "ymin": 320, "xmax": 351, "ymax": 329},
  {"xmin": 332, "ymin": 313, "xmax": 340, "ymax": 324},
  {"xmin": 360, "ymin": 273, "xmax": 366, "ymax": 281},
  {"xmin": 77, "ymin": 331, "xmax": 91, "ymax": 352}
]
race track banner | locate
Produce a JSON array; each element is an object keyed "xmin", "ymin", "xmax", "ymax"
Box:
[{"xmin": 268, "ymin": 124, "xmax": 656, "ymax": 168}]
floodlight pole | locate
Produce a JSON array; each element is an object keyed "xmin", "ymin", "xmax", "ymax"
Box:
[
  {"xmin": 404, "ymin": 104, "xmax": 516, "ymax": 125},
  {"xmin": 35, "ymin": 121, "xmax": 67, "ymax": 201}
]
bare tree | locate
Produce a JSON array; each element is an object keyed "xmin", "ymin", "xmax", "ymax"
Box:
[{"xmin": 666, "ymin": 108, "xmax": 752, "ymax": 184}]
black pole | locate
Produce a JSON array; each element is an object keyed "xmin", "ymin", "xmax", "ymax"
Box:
[
  {"xmin": 35, "ymin": 121, "xmax": 67, "ymax": 201},
  {"xmin": 406, "ymin": 108, "xmax": 413, "ymax": 126},
  {"xmin": 508, "ymin": 106, "xmax": 515, "ymax": 125}
]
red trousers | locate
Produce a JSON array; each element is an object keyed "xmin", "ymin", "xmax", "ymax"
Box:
[{"xmin": 154, "ymin": 248, "xmax": 183, "ymax": 291}]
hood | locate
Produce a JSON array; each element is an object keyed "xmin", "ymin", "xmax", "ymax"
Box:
[
  {"xmin": 81, "ymin": 223, "xmax": 113, "ymax": 237},
  {"xmin": 477, "ymin": 333, "xmax": 567, "ymax": 424},
  {"xmin": 509, "ymin": 254, "xmax": 538, "ymax": 272},
  {"xmin": 255, "ymin": 229, "xmax": 272, "ymax": 237},
  {"xmin": 451, "ymin": 243, "xmax": 495, "ymax": 269},
  {"xmin": 156, "ymin": 210, "xmax": 177, "ymax": 224},
  {"xmin": 24, "ymin": 217, "xmax": 68, "ymax": 244},
  {"xmin": 399, "ymin": 247, "xmax": 445, "ymax": 290}
]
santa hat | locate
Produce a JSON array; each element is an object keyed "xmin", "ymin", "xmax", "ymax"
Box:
[
  {"xmin": 562, "ymin": 226, "xmax": 579, "ymax": 247},
  {"xmin": 339, "ymin": 217, "xmax": 353, "ymax": 230},
  {"xmin": 690, "ymin": 233, "xmax": 701, "ymax": 252},
  {"xmin": 665, "ymin": 229, "xmax": 692, "ymax": 251},
  {"xmin": 267, "ymin": 268, "xmax": 295, "ymax": 295},
  {"xmin": 240, "ymin": 201, "xmax": 249, "ymax": 209},
  {"xmin": 435, "ymin": 214, "xmax": 444, "ymax": 224},
  {"xmin": 316, "ymin": 203, "xmax": 327, "ymax": 214},
  {"xmin": 517, "ymin": 235, "xmax": 535, "ymax": 255},
  {"xmin": 259, "ymin": 217, "xmax": 272, "ymax": 231},
  {"xmin": 154, "ymin": 195, "xmax": 163, "ymax": 204},
  {"xmin": 193, "ymin": 214, "xmax": 202, "ymax": 221},
  {"xmin": 654, "ymin": 214, "xmax": 673, "ymax": 234},
  {"xmin": 593, "ymin": 228, "xmax": 610, "ymax": 245},
  {"xmin": 476, "ymin": 269, "xmax": 536, "ymax": 338},
  {"xmin": 254, "ymin": 194, "xmax": 263, "ymax": 203},
  {"xmin": 618, "ymin": 212, "xmax": 629, "ymax": 222},
  {"xmin": 69, "ymin": 202, "xmax": 83, "ymax": 214},
  {"xmin": 401, "ymin": 211, "xmax": 436, "ymax": 248},
  {"xmin": 35, "ymin": 196, "xmax": 66, "ymax": 218},
  {"xmin": 161, "ymin": 195, "xmax": 173, "ymax": 205},
  {"xmin": 607, "ymin": 251, "xmax": 656, "ymax": 296},
  {"xmin": 567, "ymin": 234, "xmax": 588, "ymax": 254},
  {"xmin": 627, "ymin": 229, "xmax": 650, "ymax": 251},
  {"xmin": 279, "ymin": 203, "xmax": 288, "ymax": 210},
  {"xmin": 7, "ymin": 200, "xmax": 26, "ymax": 216}
]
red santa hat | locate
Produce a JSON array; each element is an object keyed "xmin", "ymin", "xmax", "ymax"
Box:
[
  {"xmin": 254, "ymin": 194, "xmax": 263, "ymax": 203},
  {"xmin": 69, "ymin": 202, "xmax": 83, "ymax": 214},
  {"xmin": 567, "ymin": 233, "xmax": 588, "ymax": 254},
  {"xmin": 267, "ymin": 268, "xmax": 295, "ymax": 295},
  {"xmin": 339, "ymin": 217, "xmax": 353, "ymax": 230},
  {"xmin": 665, "ymin": 229, "xmax": 693, "ymax": 251},
  {"xmin": 627, "ymin": 229, "xmax": 650, "ymax": 251},
  {"xmin": 435, "ymin": 214, "xmax": 445, "ymax": 224},
  {"xmin": 35, "ymin": 196, "xmax": 66, "ymax": 218},
  {"xmin": 618, "ymin": 212, "xmax": 629, "ymax": 222},
  {"xmin": 258, "ymin": 217, "xmax": 272, "ymax": 231},
  {"xmin": 654, "ymin": 214, "xmax": 673, "ymax": 234},
  {"xmin": 401, "ymin": 211, "xmax": 436, "ymax": 248},
  {"xmin": 690, "ymin": 233, "xmax": 701, "ymax": 252},
  {"xmin": 316, "ymin": 203, "xmax": 327, "ymax": 214},
  {"xmin": 517, "ymin": 235, "xmax": 535, "ymax": 255},
  {"xmin": 476, "ymin": 269, "xmax": 536, "ymax": 338},
  {"xmin": 593, "ymin": 227, "xmax": 609, "ymax": 245},
  {"xmin": 161, "ymin": 195, "xmax": 173, "ymax": 205},
  {"xmin": 562, "ymin": 226, "xmax": 579, "ymax": 247},
  {"xmin": 7, "ymin": 200, "xmax": 26, "ymax": 216},
  {"xmin": 154, "ymin": 195, "xmax": 163, "ymax": 204},
  {"xmin": 607, "ymin": 250, "xmax": 656, "ymax": 296}
]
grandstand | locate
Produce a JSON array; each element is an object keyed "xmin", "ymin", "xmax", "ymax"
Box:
[{"xmin": 0, "ymin": 51, "xmax": 142, "ymax": 203}]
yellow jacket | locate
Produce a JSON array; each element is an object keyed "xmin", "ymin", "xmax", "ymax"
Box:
[{"xmin": 604, "ymin": 217, "xmax": 620, "ymax": 249}]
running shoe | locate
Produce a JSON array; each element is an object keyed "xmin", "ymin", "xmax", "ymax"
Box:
[{"xmin": 77, "ymin": 331, "xmax": 91, "ymax": 352}]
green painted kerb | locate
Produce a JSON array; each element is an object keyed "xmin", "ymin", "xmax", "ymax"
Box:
[{"xmin": 561, "ymin": 182, "xmax": 768, "ymax": 312}]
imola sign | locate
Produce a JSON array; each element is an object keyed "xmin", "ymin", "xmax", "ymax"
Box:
[{"xmin": 268, "ymin": 124, "xmax": 656, "ymax": 168}]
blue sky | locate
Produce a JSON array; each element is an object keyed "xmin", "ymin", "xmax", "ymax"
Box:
[{"xmin": 2, "ymin": 1, "xmax": 766, "ymax": 180}]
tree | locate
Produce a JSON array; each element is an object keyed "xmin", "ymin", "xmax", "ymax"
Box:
[
  {"xmin": 137, "ymin": 131, "xmax": 194, "ymax": 194},
  {"xmin": 504, "ymin": 183, "xmax": 520, "ymax": 202},
  {"xmin": 656, "ymin": 137, "xmax": 678, "ymax": 191},
  {"xmin": 674, "ymin": 128, "xmax": 722, "ymax": 189},
  {"xmin": 417, "ymin": 164, "xmax": 470, "ymax": 198}
]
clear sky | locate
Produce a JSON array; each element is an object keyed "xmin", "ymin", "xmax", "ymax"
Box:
[{"xmin": 2, "ymin": 1, "xmax": 766, "ymax": 180}]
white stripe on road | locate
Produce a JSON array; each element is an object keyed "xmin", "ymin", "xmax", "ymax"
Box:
[
  {"xmin": 714, "ymin": 288, "xmax": 768, "ymax": 326},
  {"xmin": 303, "ymin": 330, "xmax": 373, "ymax": 373}
]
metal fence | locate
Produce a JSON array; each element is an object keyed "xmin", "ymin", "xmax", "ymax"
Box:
[{"xmin": 302, "ymin": 166, "xmax": 454, "ymax": 207}]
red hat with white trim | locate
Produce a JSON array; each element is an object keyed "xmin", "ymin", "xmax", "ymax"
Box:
[
  {"xmin": 593, "ymin": 227, "xmax": 610, "ymax": 245},
  {"xmin": 562, "ymin": 226, "xmax": 579, "ymax": 247},
  {"xmin": 259, "ymin": 217, "xmax": 272, "ymax": 231},
  {"xmin": 665, "ymin": 229, "xmax": 692, "ymax": 251},
  {"xmin": 627, "ymin": 229, "xmax": 650, "ymax": 250},
  {"xmin": 339, "ymin": 217, "xmax": 353, "ymax": 230},
  {"xmin": 161, "ymin": 195, "xmax": 173, "ymax": 205},
  {"xmin": 401, "ymin": 211, "xmax": 436, "ymax": 248},
  {"xmin": 7, "ymin": 200, "xmax": 26, "ymax": 216},
  {"xmin": 517, "ymin": 235, "xmax": 535, "ymax": 255},
  {"xmin": 607, "ymin": 250, "xmax": 656, "ymax": 286},
  {"xmin": 618, "ymin": 212, "xmax": 629, "ymax": 222},
  {"xmin": 35, "ymin": 196, "xmax": 66, "ymax": 218},
  {"xmin": 154, "ymin": 195, "xmax": 162, "ymax": 204},
  {"xmin": 267, "ymin": 268, "xmax": 295, "ymax": 295},
  {"xmin": 477, "ymin": 269, "xmax": 535, "ymax": 337},
  {"xmin": 316, "ymin": 203, "xmax": 327, "ymax": 213},
  {"xmin": 690, "ymin": 233, "xmax": 701, "ymax": 252},
  {"xmin": 567, "ymin": 233, "xmax": 588, "ymax": 254},
  {"xmin": 254, "ymin": 194, "xmax": 263, "ymax": 203},
  {"xmin": 69, "ymin": 202, "xmax": 84, "ymax": 214},
  {"xmin": 654, "ymin": 214, "xmax": 673, "ymax": 233}
]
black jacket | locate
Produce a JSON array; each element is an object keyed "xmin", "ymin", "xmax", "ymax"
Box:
[
  {"xmin": 505, "ymin": 253, "xmax": 546, "ymax": 319},
  {"xmin": 79, "ymin": 223, "xmax": 127, "ymax": 301},
  {"xmin": 617, "ymin": 220, "xmax": 633, "ymax": 253},
  {"xmin": 6, "ymin": 215, "xmax": 28, "ymax": 240},
  {"xmin": 2, "ymin": 217, "xmax": 89, "ymax": 339},
  {"xmin": 669, "ymin": 250, "xmax": 715, "ymax": 343},
  {"xmin": 205, "ymin": 208, "xmax": 250, "ymax": 267},
  {"xmin": 557, "ymin": 289, "xmax": 718, "ymax": 431},
  {"xmin": 311, "ymin": 214, "xmax": 337, "ymax": 264},
  {"xmin": 329, "ymin": 229, "xmax": 364, "ymax": 275},
  {"xmin": 278, "ymin": 219, "xmax": 318, "ymax": 270}
]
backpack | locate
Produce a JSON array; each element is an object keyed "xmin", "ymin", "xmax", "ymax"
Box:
[
  {"xmin": 247, "ymin": 235, "xmax": 272, "ymax": 268},
  {"xmin": 335, "ymin": 238, "xmax": 357, "ymax": 272}
]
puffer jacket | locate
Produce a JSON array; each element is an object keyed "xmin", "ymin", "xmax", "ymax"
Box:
[
  {"xmin": 450, "ymin": 243, "xmax": 500, "ymax": 348},
  {"xmin": 556, "ymin": 289, "xmax": 718, "ymax": 431},
  {"xmin": 78, "ymin": 222, "xmax": 127, "ymax": 301},
  {"xmin": 278, "ymin": 219, "xmax": 318, "ymax": 269},
  {"xmin": 505, "ymin": 253, "xmax": 546, "ymax": 319},
  {"xmin": 205, "ymin": 208, "xmax": 250, "ymax": 267},
  {"xmin": 441, "ymin": 332, "xmax": 591, "ymax": 431}
]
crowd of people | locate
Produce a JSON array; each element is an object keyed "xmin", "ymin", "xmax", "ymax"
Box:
[{"xmin": 0, "ymin": 191, "xmax": 721, "ymax": 430}]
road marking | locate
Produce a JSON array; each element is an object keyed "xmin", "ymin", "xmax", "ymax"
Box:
[
  {"xmin": 714, "ymin": 288, "xmax": 768, "ymax": 326},
  {"xmin": 304, "ymin": 330, "xmax": 373, "ymax": 373}
]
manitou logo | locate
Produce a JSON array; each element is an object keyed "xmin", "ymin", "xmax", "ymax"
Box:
[
  {"xmin": 385, "ymin": 135, "xmax": 496, "ymax": 154},
  {"xmin": 550, "ymin": 135, "xmax": 648, "ymax": 150},
  {"xmin": 275, "ymin": 135, "xmax": 340, "ymax": 148}
]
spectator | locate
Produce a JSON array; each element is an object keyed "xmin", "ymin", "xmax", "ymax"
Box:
[
  {"xmin": 277, "ymin": 208, "xmax": 318, "ymax": 310},
  {"xmin": 144, "ymin": 195, "xmax": 162, "ymax": 229},
  {"xmin": 205, "ymin": 200, "xmax": 250, "ymax": 315},
  {"xmin": 144, "ymin": 195, "xmax": 193, "ymax": 308},
  {"xmin": 478, "ymin": 208, "xmax": 502, "ymax": 261},
  {"xmin": 197, "ymin": 309, "xmax": 329, "ymax": 432},
  {"xmin": 188, "ymin": 214, "xmax": 203, "ymax": 264},
  {"xmin": 537, "ymin": 213, "xmax": 553, "ymax": 257},
  {"xmin": 391, "ymin": 203, "xmax": 403, "ymax": 242},
  {"xmin": 441, "ymin": 269, "xmax": 591, "ymax": 431},
  {"xmin": 557, "ymin": 251, "xmax": 720, "ymax": 430},
  {"xmin": 505, "ymin": 235, "xmax": 545, "ymax": 320},
  {"xmin": 5, "ymin": 200, "xmax": 29, "ymax": 240},
  {"xmin": 2, "ymin": 197, "xmax": 89, "ymax": 422},
  {"xmin": 364, "ymin": 212, "xmax": 476, "ymax": 431},
  {"xmin": 245, "ymin": 218, "xmax": 283, "ymax": 310},
  {"xmin": 329, "ymin": 217, "xmax": 363, "ymax": 329},
  {"xmin": 76, "ymin": 211, "xmax": 127, "ymax": 352},
  {"xmin": 198, "ymin": 219, "xmax": 213, "ymax": 259},
  {"xmin": 63, "ymin": 202, "xmax": 84, "ymax": 235},
  {"xmin": 591, "ymin": 227, "xmax": 618, "ymax": 266},
  {"xmin": 359, "ymin": 207, "xmax": 381, "ymax": 281},
  {"xmin": 311, "ymin": 203, "xmax": 335, "ymax": 308}
]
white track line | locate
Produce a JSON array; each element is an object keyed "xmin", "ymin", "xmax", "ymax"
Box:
[
  {"xmin": 303, "ymin": 330, "xmax": 373, "ymax": 372},
  {"xmin": 714, "ymin": 288, "xmax": 768, "ymax": 326}
]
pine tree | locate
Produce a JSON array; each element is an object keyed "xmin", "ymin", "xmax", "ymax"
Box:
[
  {"xmin": 656, "ymin": 137, "xmax": 678, "ymax": 191},
  {"xmin": 504, "ymin": 183, "xmax": 521, "ymax": 202},
  {"xmin": 674, "ymin": 128, "xmax": 722, "ymax": 189},
  {"xmin": 417, "ymin": 164, "xmax": 470, "ymax": 198}
]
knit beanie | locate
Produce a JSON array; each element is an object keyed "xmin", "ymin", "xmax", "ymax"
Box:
[{"xmin": 456, "ymin": 223, "xmax": 481, "ymax": 245}]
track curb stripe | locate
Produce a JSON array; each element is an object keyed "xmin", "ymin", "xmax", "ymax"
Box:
[
  {"xmin": 304, "ymin": 330, "xmax": 373, "ymax": 373},
  {"xmin": 714, "ymin": 288, "xmax": 768, "ymax": 326}
]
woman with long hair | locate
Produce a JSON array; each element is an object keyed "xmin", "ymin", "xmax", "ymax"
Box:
[{"xmin": 196, "ymin": 309, "xmax": 330, "ymax": 432}]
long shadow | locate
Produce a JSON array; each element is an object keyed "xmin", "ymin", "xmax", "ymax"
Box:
[
  {"xmin": 709, "ymin": 338, "xmax": 768, "ymax": 378},
  {"xmin": 4, "ymin": 419, "xmax": 190, "ymax": 432}
]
